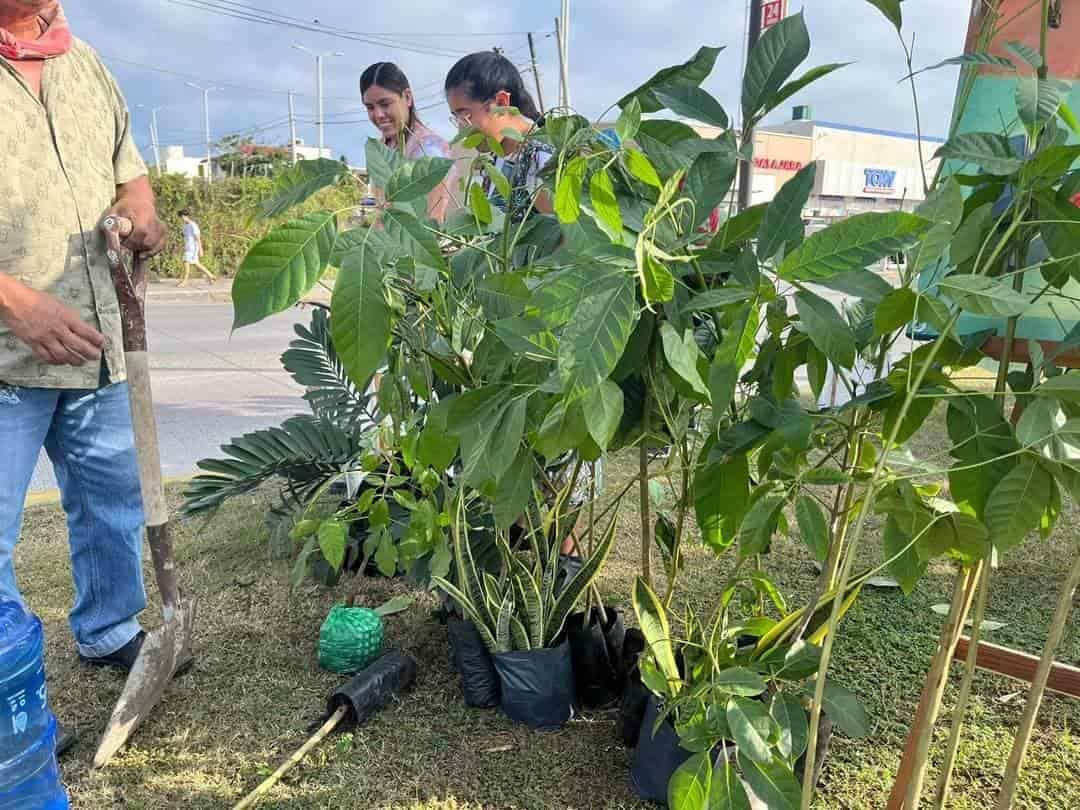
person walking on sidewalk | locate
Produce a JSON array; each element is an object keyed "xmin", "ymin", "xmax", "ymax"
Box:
[
  {"xmin": 0, "ymin": 0, "xmax": 167, "ymax": 749},
  {"xmin": 178, "ymin": 209, "xmax": 215, "ymax": 287}
]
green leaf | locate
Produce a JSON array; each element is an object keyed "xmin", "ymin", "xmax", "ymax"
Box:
[
  {"xmin": 316, "ymin": 520, "xmax": 347, "ymax": 571},
  {"xmin": 795, "ymin": 290, "xmax": 856, "ymax": 369},
  {"xmin": 779, "ymin": 212, "xmax": 929, "ymax": 281},
  {"xmin": 654, "ymin": 84, "xmax": 729, "ymax": 128},
  {"xmin": 695, "ymin": 449, "xmax": 750, "ymax": 553},
  {"xmin": 482, "ymin": 161, "xmax": 511, "ymax": 203},
  {"xmin": 1036, "ymin": 192, "xmax": 1080, "ymax": 281},
  {"xmin": 1017, "ymin": 77, "xmax": 1070, "ymax": 131},
  {"xmin": 232, "ymin": 212, "xmax": 337, "ymax": 328},
  {"xmin": 555, "ymin": 156, "xmax": 587, "ymax": 223},
  {"xmin": 984, "ymin": 458, "xmax": 1054, "ymax": 551},
  {"xmin": 762, "ymin": 62, "xmax": 850, "ymax": 118},
  {"xmin": 661, "ymin": 323, "xmax": 710, "ymax": 400},
  {"xmin": 938, "ymin": 275, "xmax": 1030, "ymax": 317},
  {"xmin": 758, "ymin": 162, "xmax": 816, "ymax": 260},
  {"xmin": 589, "ymin": 169, "xmax": 624, "ymax": 236},
  {"xmin": 811, "ymin": 268, "xmax": 893, "ymax": 303},
  {"xmin": 685, "ymin": 148, "xmax": 738, "ymax": 230},
  {"xmin": 618, "ymin": 46, "xmax": 724, "ymax": 114},
  {"xmin": 863, "ymin": 0, "xmax": 903, "ymax": 31},
  {"xmin": 625, "ymin": 148, "xmax": 662, "ymax": 189},
  {"xmin": 916, "ymin": 178, "xmax": 965, "ymax": 228},
  {"xmin": 641, "ymin": 254, "xmax": 676, "ymax": 303},
  {"xmin": 477, "ymin": 273, "xmax": 530, "ymax": 320},
  {"xmin": 1032, "ymin": 374, "xmax": 1080, "ymax": 403},
  {"xmin": 712, "ymin": 760, "xmax": 752, "ymax": 810},
  {"xmin": 330, "ymin": 246, "xmax": 392, "ymax": 388},
  {"xmin": 715, "ymin": 667, "xmax": 769, "ymax": 697},
  {"xmin": 883, "ymin": 516, "xmax": 927, "ymax": 595},
  {"xmin": 382, "ymin": 208, "xmax": 446, "ymax": 271},
  {"xmin": 737, "ymin": 493, "xmax": 785, "ymax": 558},
  {"xmin": 687, "ymin": 287, "xmax": 754, "ymax": 312},
  {"xmin": 910, "ymin": 52, "xmax": 1015, "ymax": 80},
  {"xmin": 712, "ymin": 204, "xmax": 768, "ymax": 251},
  {"xmin": 739, "ymin": 754, "xmax": 801, "ymax": 810},
  {"xmin": 375, "ymin": 529, "xmax": 398, "ymax": 577},
  {"xmin": 935, "ymin": 133, "xmax": 1024, "ymax": 176},
  {"xmin": 795, "ymin": 495, "xmax": 829, "ymax": 563},
  {"xmin": 492, "ymin": 449, "xmax": 533, "ymax": 530},
  {"xmin": 633, "ymin": 577, "xmax": 682, "ymax": 695},
  {"xmin": 583, "ymin": 380, "xmax": 625, "ymax": 450},
  {"xmin": 558, "ymin": 275, "xmax": 639, "ymax": 394},
  {"xmin": 385, "ymin": 156, "xmax": 454, "ymax": 202},
  {"xmin": 727, "ymin": 696, "xmax": 776, "ymax": 764},
  {"xmin": 710, "ymin": 304, "xmax": 759, "ymax": 413},
  {"xmin": 769, "ymin": 693, "xmax": 809, "ymax": 762},
  {"xmin": 461, "ymin": 396, "xmax": 528, "ymax": 485},
  {"xmin": 668, "ymin": 752, "xmax": 712, "ymax": 810},
  {"xmin": 1004, "ymin": 40, "xmax": 1043, "ymax": 69},
  {"xmin": 417, "ymin": 398, "xmax": 459, "ymax": 470},
  {"xmin": 908, "ymin": 222, "xmax": 954, "ymax": 277},
  {"xmin": 813, "ymin": 681, "xmax": 870, "ymax": 738},
  {"xmin": 365, "ymin": 138, "xmax": 403, "ymax": 191},
  {"xmin": 874, "ymin": 288, "xmax": 918, "ymax": 336},
  {"xmin": 469, "ymin": 183, "xmax": 493, "ymax": 225},
  {"xmin": 259, "ymin": 158, "xmax": 346, "ymax": 220},
  {"xmin": 616, "ymin": 96, "xmax": 642, "ymax": 142},
  {"xmin": 742, "ymin": 12, "xmax": 811, "ymax": 122}
]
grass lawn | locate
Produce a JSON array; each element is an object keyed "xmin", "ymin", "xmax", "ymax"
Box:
[{"xmin": 20, "ymin": 421, "xmax": 1080, "ymax": 809}]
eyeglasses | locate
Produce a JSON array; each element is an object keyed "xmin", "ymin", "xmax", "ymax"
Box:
[{"xmin": 449, "ymin": 111, "xmax": 473, "ymax": 130}]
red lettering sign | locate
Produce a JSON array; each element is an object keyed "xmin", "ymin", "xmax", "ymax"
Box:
[
  {"xmin": 753, "ymin": 157, "xmax": 804, "ymax": 171},
  {"xmin": 762, "ymin": 0, "xmax": 786, "ymax": 30}
]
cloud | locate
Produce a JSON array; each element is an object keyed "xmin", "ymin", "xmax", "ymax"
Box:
[{"xmin": 62, "ymin": 0, "xmax": 971, "ymax": 162}]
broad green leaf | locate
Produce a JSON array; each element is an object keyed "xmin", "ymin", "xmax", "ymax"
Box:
[
  {"xmin": 382, "ymin": 208, "xmax": 446, "ymax": 271},
  {"xmin": 713, "ymin": 204, "xmax": 768, "ymax": 251},
  {"xmin": 661, "ymin": 323, "xmax": 710, "ymax": 400},
  {"xmin": 641, "ymin": 253, "xmax": 676, "ymax": 303},
  {"xmin": 758, "ymin": 162, "xmax": 816, "ymax": 260},
  {"xmin": 864, "ymin": 0, "xmax": 903, "ymax": 30},
  {"xmin": 654, "ymin": 84, "xmax": 729, "ymax": 128},
  {"xmin": 737, "ymin": 493, "xmax": 785, "ymax": 558},
  {"xmin": 882, "ymin": 516, "xmax": 927, "ymax": 595},
  {"xmin": 482, "ymin": 161, "xmax": 511, "ymax": 203},
  {"xmin": 726, "ymin": 697, "xmax": 776, "ymax": 764},
  {"xmin": 742, "ymin": 12, "xmax": 810, "ymax": 121},
  {"xmin": 908, "ymin": 222, "xmax": 954, "ymax": 276},
  {"xmin": 493, "ymin": 449, "xmax": 533, "ymax": 529},
  {"xmin": 365, "ymin": 138, "xmax": 403, "ymax": 191},
  {"xmin": 330, "ymin": 226, "xmax": 391, "ymax": 268},
  {"xmin": 738, "ymin": 753, "xmax": 801, "ymax": 810},
  {"xmin": 779, "ymin": 212, "xmax": 930, "ymax": 281},
  {"xmin": 874, "ymin": 288, "xmax": 918, "ymax": 336},
  {"xmin": 762, "ymin": 62, "xmax": 850, "ymax": 117},
  {"xmin": 695, "ymin": 448, "xmax": 750, "ymax": 553},
  {"xmin": 1004, "ymin": 40, "xmax": 1043, "ymax": 69},
  {"xmin": 1032, "ymin": 374, "xmax": 1080, "ymax": 403},
  {"xmin": 910, "ymin": 52, "xmax": 1014, "ymax": 80},
  {"xmin": 769, "ymin": 692, "xmax": 809, "ymax": 762},
  {"xmin": 589, "ymin": 169, "xmax": 624, "ymax": 236},
  {"xmin": 668, "ymin": 752, "xmax": 712, "ymax": 810},
  {"xmin": 618, "ymin": 46, "xmax": 724, "ymax": 113},
  {"xmin": 811, "ymin": 268, "xmax": 893, "ymax": 303},
  {"xmin": 710, "ymin": 304, "xmax": 759, "ymax": 413},
  {"xmin": 938, "ymin": 275, "xmax": 1030, "ymax": 317},
  {"xmin": 625, "ymin": 148, "xmax": 662, "ymax": 188},
  {"xmin": 583, "ymin": 380, "xmax": 624, "ymax": 450},
  {"xmin": 616, "ymin": 96, "xmax": 642, "ymax": 142},
  {"xmin": 493, "ymin": 316, "xmax": 557, "ymax": 360},
  {"xmin": 385, "ymin": 156, "xmax": 454, "ymax": 202},
  {"xmin": 232, "ymin": 212, "xmax": 337, "ymax": 328},
  {"xmin": 468, "ymin": 183, "xmax": 493, "ymax": 226},
  {"xmin": 259, "ymin": 158, "xmax": 346, "ymax": 220},
  {"xmin": 935, "ymin": 133, "xmax": 1024, "ymax": 176},
  {"xmin": 555, "ymin": 156, "xmax": 587, "ymax": 223},
  {"xmin": 375, "ymin": 529, "xmax": 398, "ymax": 577},
  {"xmin": 685, "ymin": 148, "xmax": 738, "ymax": 230},
  {"xmin": 1036, "ymin": 192, "xmax": 1080, "ymax": 281},
  {"xmin": 633, "ymin": 577, "xmax": 682, "ymax": 694},
  {"xmin": 535, "ymin": 396, "xmax": 589, "ymax": 460},
  {"xmin": 330, "ymin": 246, "xmax": 392, "ymax": 388},
  {"xmin": 477, "ymin": 273, "xmax": 530, "ymax": 320},
  {"xmin": 795, "ymin": 290, "xmax": 856, "ymax": 369},
  {"xmin": 687, "ymin": 287, "xmax": 753, "ymax": 312},
  {"xmin": 715, "ymin": 667, "xmax": 769, "ymax": 697},
  {"xmin": 558, "ymin": 276, "xmax": 639, "ymax": 393},
  {"xmin": 1059, "ymin": 101, "xmax": 1080, "ymax": 137},
  {"xmin": 1017, "ymin": 77, "xmax": 1070, "ymax": 131},
  {"xmin": 917, "ymin": 178, "xmax": 965, "ymax": 228},
  {"xmin": 417, "ymin": 398, "xmax": 459, "ymax": 470},
  {"xmin": 795, "ymin": 495, "xmax": 829, "ymax": 563},
  {"xmin": 808, "ymin": 681, "xmax": 870, "ymax": 738},
  {"xmin": 317, "ymin": 520, "xmax": 347, "ymax": 570},
  {"xmin": 712, "ymin": 761, "xmax": 752, "ymax": 810},
  {"xmin": 984, "ymin": 458, "xmax": 1054, "ymax": 551}
]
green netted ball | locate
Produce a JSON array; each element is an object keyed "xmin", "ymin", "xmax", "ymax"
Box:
[{"xmin": 318, "ymin": 605, "xmax": 384, "ymax": 674}]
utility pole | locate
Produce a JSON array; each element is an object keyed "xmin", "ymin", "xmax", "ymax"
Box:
[
  {"xmin": 527, "ymin": 32, "xmax": 546, "ymax": 115},
  {"xmin": 137, "ymin": 104, "xmax": 164, "ymax": 176},
  {"xmin": 294, "ymin": 44, "xmax": 344, "ymax": 157},
  {"xmin": 185, "ymin": 82, "xmax": 219, "ymax": 186},
  {"xmin": 559, "ymin": 0, "xmax": 570, "ymax": 107},
  {"xmin": 737, "ymin": 0, "xmax": 764, "ymax": 212},
  {"xmin": 554, "ymin": 16, "xmax": 569, "ymax": 109},
  {"xmin": 288, "ymin": 90, "xmax": 299, "ymax": 164}
]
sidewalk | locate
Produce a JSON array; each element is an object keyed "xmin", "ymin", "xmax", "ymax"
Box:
[{"xmin": 147, "ymin": 277, "xmax": 333, "ymax": 304}]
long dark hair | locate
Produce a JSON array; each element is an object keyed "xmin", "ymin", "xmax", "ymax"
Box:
[
  {"xmin": 360, "ymin": 61, "xmax": 418, "ymax": 131},
  {"xmin": 444, "ymin": 51, "xmax": 542, "ymax": 123}
]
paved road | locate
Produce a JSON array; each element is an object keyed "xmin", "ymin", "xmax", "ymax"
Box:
[{"xmin": 29, "ymin": 300, "xmax": 307, "ymax": 491}]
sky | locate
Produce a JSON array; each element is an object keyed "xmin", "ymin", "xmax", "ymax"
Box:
[{"xmin": 64, "ymin": 1, "xmax": 974, "ymax": 165}]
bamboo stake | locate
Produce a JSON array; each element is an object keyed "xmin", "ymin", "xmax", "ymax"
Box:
[{"xmin": 994, "ymin": 548, "xmax": 1080, "ymax": 809}]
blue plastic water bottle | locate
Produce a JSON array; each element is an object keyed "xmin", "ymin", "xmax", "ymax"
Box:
[{"xmin": 0, "ymin": 601, "xmax": 68, "ymax": 809}]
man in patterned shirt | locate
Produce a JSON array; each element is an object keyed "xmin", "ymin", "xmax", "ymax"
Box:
[{"xmin": 0, "ymin": 0, "xmax": 167, "ymax": 704}]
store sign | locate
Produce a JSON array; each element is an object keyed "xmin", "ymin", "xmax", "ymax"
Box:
[
  {"xmin": 754, "ymin": 157, "xmax": 803, "ymax": 171},
  {"xmin": 761, "ymin": 0, "xmax": 787, "ymax": 30},
  {"xmin": 864, "ymin": 167, "xmax": 897, "ymax": 194}
]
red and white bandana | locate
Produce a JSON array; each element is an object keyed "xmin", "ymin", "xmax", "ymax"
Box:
[{"xmin": 0, "ymin": 2, "xmax": 71, "ymax": 61}]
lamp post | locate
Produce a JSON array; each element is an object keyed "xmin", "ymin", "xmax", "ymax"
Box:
[
  {"xmin": 185, "ymin": 82, "xmax": 219, "ymax": 185},
  {"xmin": 293, "ymin": 44, "xmax": 345, "ymax": 157}
]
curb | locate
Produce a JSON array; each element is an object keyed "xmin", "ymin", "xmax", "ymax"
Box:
[{"xmin": 25, "ymin": 475, "xmax": 195, "ymax": 509}]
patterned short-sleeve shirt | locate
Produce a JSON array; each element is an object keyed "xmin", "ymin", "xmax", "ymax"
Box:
[{"xmin": 0, "ymin": 38, "xmax": 147, "ymax": 389}]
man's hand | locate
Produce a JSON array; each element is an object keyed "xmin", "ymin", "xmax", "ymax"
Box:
[
  {"xmin": 0, "ymin": 277, "xmax": 106, "ymax": 367},
  {"xmin": 111, "ymin": 176, "xmax": 167, "ymax": 257}
]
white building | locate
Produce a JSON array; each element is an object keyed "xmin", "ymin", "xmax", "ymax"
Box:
[{"xmin": 156, "ymin": 140, "xmax": 333, "ymax": 179}]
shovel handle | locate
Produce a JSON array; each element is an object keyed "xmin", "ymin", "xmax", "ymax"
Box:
[{"xmin": 101, "ymin": 216, "xmax": 148, "ymax": 353}]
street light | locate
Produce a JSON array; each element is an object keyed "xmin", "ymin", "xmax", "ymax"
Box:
[
  {"xmin": 185, "ymin": 81, "xmax": 220, "ymax": 185},
  {"xmin": 136, "ymin": 104, "xmax": 165, "ymax": 176},
  {"xmin": 293, "ymin": 44, "xmax": 344, "ymax": 156}
]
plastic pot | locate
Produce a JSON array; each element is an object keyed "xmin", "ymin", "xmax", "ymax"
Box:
[
  {"xmin": 567, "ymin": 606, "xmax": 626, "ymax": 709},
  {"xmin": 446, "ymin": 619, "xmax": 500, "ymax": 709},
  {"xmin": 615, "ymin": 628, "xmax": 649, "ymax": 747},
  {"xmin": 492, "ymin": 640, "xmax": 575, "ymax": 730}
]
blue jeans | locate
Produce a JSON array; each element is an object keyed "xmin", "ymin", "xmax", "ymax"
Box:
[{"xmin": 0, "ymin": 380, "xmax": 145, "ymax": 657}]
